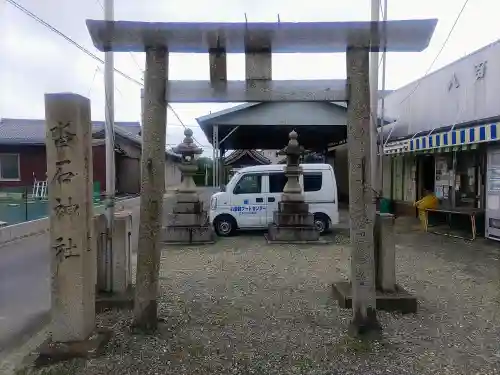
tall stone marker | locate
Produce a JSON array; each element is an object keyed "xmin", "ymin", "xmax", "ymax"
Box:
[
  {"xmin": 265, "ymin": 131, "xmax": 325, "ymax": 244},
  {"xmin": 162, "ymin": 128, "xmax": 215, "ymax": 244},
  {"xmin": 46, "ymin": 93, "xmax": 95, "ymax": 342},
  {"xmin": 37, "ymin": 93, "xmax": 109, "ymax": 365}
]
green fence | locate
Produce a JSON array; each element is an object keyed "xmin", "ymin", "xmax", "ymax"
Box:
[{"xmin": 0, "ymin": 182, "xmax": 103, "ymax": 225}]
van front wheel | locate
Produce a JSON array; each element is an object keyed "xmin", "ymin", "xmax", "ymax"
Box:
[
  {"xmin": 214, "ymin": 215, "xmax": 236, "ymax": 237},
  {"xmin": 314, "ymin": 213, "xmax": 330, "ymax": 234}
]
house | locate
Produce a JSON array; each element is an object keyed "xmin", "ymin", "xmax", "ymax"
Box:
[
  {"xmin": 0, "ymin": 118, "xmax": 182, "ymax": 196},
  {"xmin": 224, "ymin": 149, "xmax": 271, "ymax": 169},
  {"xmin": 223, "ymin": 149, "xmax": 272, "ymax": 182}
]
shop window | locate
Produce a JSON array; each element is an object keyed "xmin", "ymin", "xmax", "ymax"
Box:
[
  {"xmin": 455, "ymin": 151, "xmax": 479, "ymax": 207},
  {"xmin": 403, "ymin": 156, "xmax": 416, "ymax": 202},
  {"xmin": 434, "ymin": 155, "xmax": 453, "ymax": 202},
  {"xmin": 392, "ymin": 156, "xmax": 404, "ymax": 201}
]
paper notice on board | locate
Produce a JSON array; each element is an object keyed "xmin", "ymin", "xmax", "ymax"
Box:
[
  {"xmin": 488, "ymin": 195, "xmax": 500, "ymax": 210},
  {"xmin": 435, "ymin": 186, "xmax": 443, "ymax": 199}
]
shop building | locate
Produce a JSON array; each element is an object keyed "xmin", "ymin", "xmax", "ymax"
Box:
[{"xmin": 382, "ymin": 39, "xmax": 500, "ymax": 240}]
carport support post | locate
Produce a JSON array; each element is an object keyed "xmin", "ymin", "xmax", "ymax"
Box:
[
  {"xmin": 345, "ymin": 46, "xmax": 380, "ymax": 336},
  {"xmin": 133, "ymin": 46, "xmax": 168, "ymax": 332},
  {"xmin": 212, "ymin": 125, "xmax": 219, "ymax": 187},
  {"xmin": 219, "ymin": 146, "xmax": 226, "ymax": 185}
]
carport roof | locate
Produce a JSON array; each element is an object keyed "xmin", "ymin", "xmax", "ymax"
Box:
[
  {"xmin": 196, "ymin": 102, "xmax": 348, "ymax": 150},
  {"xmin": 196, "ymin": 102, "xmax": 390, "ymax": 150}
]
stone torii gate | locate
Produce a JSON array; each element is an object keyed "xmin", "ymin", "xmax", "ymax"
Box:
[{"xmin": 86, "ymin": 18, "xmax": 437, "ymax": 334}]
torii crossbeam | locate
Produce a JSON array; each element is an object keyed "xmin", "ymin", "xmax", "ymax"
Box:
[{"xmin": 86, "ymin": 19, "xmax": 437, "ymax": 102}]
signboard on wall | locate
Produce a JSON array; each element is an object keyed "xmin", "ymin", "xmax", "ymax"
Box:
[{"xmin": 486, "ymin": 147, "xmax": 500, "ymax": 241}]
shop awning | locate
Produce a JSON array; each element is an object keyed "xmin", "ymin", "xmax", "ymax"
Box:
[{"xmin": 384, "ymin": 122, "xmax": 499, "ymax": 155}]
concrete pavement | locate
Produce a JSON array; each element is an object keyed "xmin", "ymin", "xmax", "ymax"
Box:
[{"xmin": 0, "ymin": 234, "xmax": 50, "ymax": 352}]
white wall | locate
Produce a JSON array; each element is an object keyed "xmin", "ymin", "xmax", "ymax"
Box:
[{"xmin": 383, "ymin": 39, "xmax": 500, "ymax": 134}]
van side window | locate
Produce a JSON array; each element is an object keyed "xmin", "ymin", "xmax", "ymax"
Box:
[
  {"xmin": 269, "ymin": 173, "xmax": 287, "ymax": 193},
  {"xmin": 304, "ymin": 173, "xmax": 322, "ymax": 192},
  {"xmin": 233, "ymin": 174, "xmax": 262, "ymax": 194}
]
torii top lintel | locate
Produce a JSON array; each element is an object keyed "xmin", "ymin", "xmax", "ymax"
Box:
[{"xmin": 85, "ymin": 19, "xmax": 437, "ymax": 53}]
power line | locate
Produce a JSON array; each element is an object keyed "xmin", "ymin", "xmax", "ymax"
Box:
[
  {"xmin": 87, "ymin": 66, "xmax": 99, "ymax": 97},
  {"xmin": 128, "ymin": 53, "xmax": 143, "ymax": 75},
  {"xmin": 398, "ymin": 0, "xmax": 471, "ymax": 105},
  {"xmin": 6, "ymin": 0, "xmax": 205, "ymax": 147},
  {"xmin": 94, "ymin": 66, "xmax": 126, "ymax": 99}
]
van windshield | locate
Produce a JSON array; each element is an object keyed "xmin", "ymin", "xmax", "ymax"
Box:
[{"xmin": 227, "ymin": 172, "xmax": 241, "ymax": 187}]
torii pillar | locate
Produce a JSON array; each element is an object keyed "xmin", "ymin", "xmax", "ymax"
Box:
[{"xmin": 331, "ymin": 47, "xmax": 418, "ymax": 328}]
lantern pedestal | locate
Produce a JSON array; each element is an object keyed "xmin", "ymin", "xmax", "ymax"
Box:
[
  {"xmin": 162, "ymin": 129, "xmax": 215, "ymax": 245},
  {"xmin": 162, "ymin": 195, "xmax": 215, "ymax": 244},
  {"xmin": 266, "ymin": 202, "xmax": 327, "ymax": 244},
  {"xmin": 265, "ymin": 131, "xmax": 325, "ymax": 244}
]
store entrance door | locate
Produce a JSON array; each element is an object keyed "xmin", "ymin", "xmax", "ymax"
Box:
[{"xmin": 417, "ymin": 155, "xmax": 435, "ymax": 199}]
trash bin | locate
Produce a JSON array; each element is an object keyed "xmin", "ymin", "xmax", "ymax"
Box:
[{"xmin": 379, "ymin": 198, "xmax": 391, "ymax": 214}]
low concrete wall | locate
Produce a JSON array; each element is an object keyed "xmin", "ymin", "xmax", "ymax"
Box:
[
  {"xmin": 114, "ymin": 197, "xmax": 141, "ymax": 253},
  {"xmin": 0, "ymin": 218, "xmax": 49, "ymax": 247},
  {"xmin": 0, "ymin": 196, "xmax": 142, "ymax": 248}
]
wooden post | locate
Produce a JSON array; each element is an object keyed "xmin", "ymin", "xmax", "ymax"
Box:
[
  {"xmin": 133, "ymin": 46, "xmax": 168, "ymax": 332},
  {"xmin": 345, "ymin": 46, "xmax": 380, "ymax": 336}
]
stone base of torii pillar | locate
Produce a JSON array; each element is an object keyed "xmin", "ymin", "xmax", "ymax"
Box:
[
  {"xmin": 265, "ymin": 131, "xmax": 328, "ymax": 245},
  {"xmin": 332, "ymin": 212, "xmax": 418, "ymax": 314},
  {"xmin": 161, "ymin": 129, "xmax": 215, "ymax": 245}
]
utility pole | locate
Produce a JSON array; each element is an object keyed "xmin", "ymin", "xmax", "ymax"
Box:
[
  {"xmin": 379, "ymin": 0, "xmax": 388, "ymax": 195},
  {"xmin": 205, "ymin": 163, "xmax": 208, "ymax": 186},
  {"xmin": 103, "ymin": 0, "xmax": 115, "ymax": 292},
  {"xmin": 370, "ymin": 0, "xmax": 380, "ymax": 195}
]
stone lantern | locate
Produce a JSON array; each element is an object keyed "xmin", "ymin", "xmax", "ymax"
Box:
[
  {"xmin": 173, "ymin": 128, "xmax": 203, "ymax": 194},
  {"xmin": 279, "ymin": 130, "xmax": 305, "ymax": 201},
  {"xmin": 162, "ymin": 128, "xmax": 215, "ymax": 244},
  {"xmin": 266, "ymin": 130, "xmax": 321, "ymax": 243}
]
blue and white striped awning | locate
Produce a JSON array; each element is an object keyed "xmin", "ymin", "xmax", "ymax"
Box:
[
  {"xmin": 410, "ymin": 123, "xmax": 498, "ymax": 152},
  {"xmin": 383, "ymin": 122, "xmax": 499, "ymax": 155}
]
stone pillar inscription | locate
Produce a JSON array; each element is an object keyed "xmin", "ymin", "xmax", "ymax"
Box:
[{"xmin": 45, "ymin": 93, "xmax": 95, "ymax": 342}]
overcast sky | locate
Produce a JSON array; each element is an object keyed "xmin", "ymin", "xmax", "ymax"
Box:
[{"xmin": 1, "ymin": 0, "xmax": 500, "ymax": 152}]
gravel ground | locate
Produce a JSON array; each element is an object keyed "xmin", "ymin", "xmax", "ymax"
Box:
[{"xmin": 17, "ymin": 220, "xmax": 500, "ymax": 375}]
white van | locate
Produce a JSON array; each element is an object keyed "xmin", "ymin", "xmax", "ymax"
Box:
[{"xmin": 209, "ymin": 163, "xmax": 339, "ymax": 236}]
